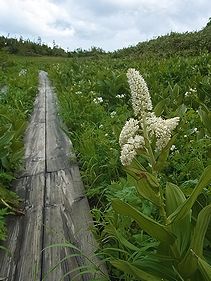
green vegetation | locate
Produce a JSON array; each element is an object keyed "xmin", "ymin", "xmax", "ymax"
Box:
[
  {"xmin": 47, "ymin": 51, "xmax": 211, "ymax": 280},
  {"xmin": 0, "ymin": 18, "xmax": 211, "ymax": 280},
  {"xmin": 0, "ymin": 52, "xmax": 38, "ymax": 241}
]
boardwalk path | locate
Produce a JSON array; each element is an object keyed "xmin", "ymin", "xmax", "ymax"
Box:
[{"xmin": 0, "ymin": 71, "xmax": 105, "ymax": 281}]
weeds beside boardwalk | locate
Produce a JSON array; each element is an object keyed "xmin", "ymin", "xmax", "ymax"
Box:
[
  {"xmin": 48, "ymin": 53, "xmax": 211, "ymax": 280},
  {"xmin": 0, "ymin": 50, "xmax": 211, "ymax": 280}
]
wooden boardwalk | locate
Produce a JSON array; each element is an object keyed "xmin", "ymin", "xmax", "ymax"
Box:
[{"xmin": 0, "ymin": 71, "xmax": 106, "ymax": 281}]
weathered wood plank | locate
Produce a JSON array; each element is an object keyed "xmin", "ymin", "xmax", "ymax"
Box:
[
  {"xmin": 0, "ymin": 174, "xmax": 44, "ymax": 281},
  {"xmin": 44, "ymin": 73, "xmax": 76, "ymax": 172},
  {"xmin": 0, "ymin": 70, "xmax": 107, "ymax": 281},
  {"xmin": 0, "ymin": 72, "xmax": 46, "ymax": 281},
  {"xmin": 23, "ymin": 122, "xmax": 45, "ymax": 176},
  {"xmin": 42, "ymin": 170, "xmax": 102, "ymax": 281}
]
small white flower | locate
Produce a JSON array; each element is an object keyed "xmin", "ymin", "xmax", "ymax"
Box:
[
  {"xmin": 116, "ymin": 94, "xmax": 125, "ymax": 98},
  {"xmin": 110, "ymin": 111, "xmax": 117, "ymax": 118},
  {"xmin": 184, "ymin": 134, "xmax": 187, "ymax": 138},
  {"xmin": 105, "ymin": 133, "xmax": 108, "ymax": 137},
  {"xmin": 170, "ymin": 145, "xmax": 176, "ymax": 151},
  {"xmin": 193, "ymin": 127, "xmax": 198, "ymax": 133},
  {"xmin": 190, "ymin": 88, "xmax": 197, "ymax": 93},
  {"xmin": 19, "ymin": 69, "xmax": 27, "ymax": 76},
  {"xmin": 99, "ymin": 124, "xmax": 103, "ymax": 129},
  {"xmin": 93, "ymin": 97, "xmax": 103, "ymax": 104}
]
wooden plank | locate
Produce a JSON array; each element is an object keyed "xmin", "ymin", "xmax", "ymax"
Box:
[
  {"xmin": 22, "ymin": 72, "xmax": 46, "ymax": 176},
  {"xmin": 42, "ymin": 170, "xmax": 104, "ymax": 281},
  {"xmin": 23, "ymin": 122, "xmax": 45, "ymax": 176},
  {"xmin": 0, "ymin": 70, "xmax": 107, "ymax": 281},
  {"xmin": 44, "ymin": 72, "xmax": 76, "ymax": 172},
  {"xmin": 0, "ymin": 174, "xmax": 45, "ymax": 281},
  {"xmin": 0, "ymin": 71, "xmax": 46, "ymax": 280},
  {"xmin": 42, "ymin": 72, "xmax": 107, "ymax": 280}
]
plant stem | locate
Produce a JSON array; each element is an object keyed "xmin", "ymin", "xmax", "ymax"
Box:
[
  {"xmin": 158, "ymin": 191, "xmax": 167, "ymax": 225},
  {"xmin": 142, "ymin": 114, "xmax": 156, "ymax": 170},
  {"xmin": 142, "ymin": 113, "xmax": 167, "ymax": 224}
]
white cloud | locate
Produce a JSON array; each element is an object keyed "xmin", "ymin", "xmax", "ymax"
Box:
[{"xmin": 0, "ymin": 0, "xmax": 210, "ymax": 51}]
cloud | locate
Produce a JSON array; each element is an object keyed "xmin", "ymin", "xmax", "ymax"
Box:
[{"xmin": 0, "ymin": 0, "xmax": 210, "ymax": 51}]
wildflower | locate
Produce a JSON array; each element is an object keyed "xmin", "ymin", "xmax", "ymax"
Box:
[
  {"xmin": 105, "ymin": 133, "xmax": 108, "ymax": 137},
  {"xmin": 120, "ymin": 135, "xmax": 144, "ymax": 166},
  {"xmin": 99, "ymin": 124, "xmax": 103, "ymax": 129},
  {"xmin": 146, "ymin": 115, "xmax": 180, "ymax": 150},
  {"xmin": 193, "ymin": 127, "xmax": 198, "ymax": 133},
  {"xmin": 126, "ymin": 68, "xmax": 152, "ymax": 117},
  {"xmin": 93, "ymin": 97, "xmax": 103, "ymax": 104},
  {"xmin": 119, "ymin": 68, "xmax": 180, "ymax": 165},
  {"xmin": 19, "ymin": 69, "xmax": 27, "ymax": 76},
  {"xmin": 116, "ymin": 94, "xmax": 125, "ymax": 98},
  {"xmin": 119, "ymin": 118, "xmax": 139, "ymax": 147},
  {"xmin": 190, "ymin": 88, "xmax": 197, "ymax": 93},
  {"xmin": 110, "ymin": 111, "xmax": 116, "ymax": 118},
  {"xmin": 120, "ymin": 143, "xmax": 137, "ymax": 166},
  {"xmin": 170, "ymin": 145, "xmax": 176, "ymax": 151}
]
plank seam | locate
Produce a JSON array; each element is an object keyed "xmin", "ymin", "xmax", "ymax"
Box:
[{"xmin": 40, "ymin": 74, "xmax": 47, "ymax": 281}]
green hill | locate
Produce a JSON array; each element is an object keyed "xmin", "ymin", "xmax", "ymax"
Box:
[{"xmin": 0, "ymin": 18, "xmax": 211, "ymax": 58}]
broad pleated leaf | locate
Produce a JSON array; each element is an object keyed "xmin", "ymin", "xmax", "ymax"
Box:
[
  {"xmin": 125, "ymin": 167, "xmax": 160, "ymax": 206},
  {"xmin": 178, "ymin": 205, "xmax": 211, "ymax": 277},
  {"xmin": 168, "ymin": 166, "xmax": 211, "ymax": 224},
  {"xmin": 112, "ymin": 199, "xmax": 175, "ymax": 244},
  {"xmin": 111, "ymin": 260, "xmax": 163, "ymax": 281},
  {"xmin": 198, "ymin": 257, "xmax": 211, "ymax": 281},
  {"xmin": 165, "ymin": 182, "xmax": 191, "ymax": 256}
]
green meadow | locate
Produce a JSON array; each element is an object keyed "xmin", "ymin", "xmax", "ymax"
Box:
[{"xmin": 0, "ymin": 24, "xmax": 211, "ymax": 280}]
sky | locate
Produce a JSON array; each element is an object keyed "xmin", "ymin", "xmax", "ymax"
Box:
[{"xmin": 0, "ymin": 0, "xmax": 210, "ymax": 52}]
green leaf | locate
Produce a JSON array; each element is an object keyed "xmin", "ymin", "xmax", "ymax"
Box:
[
  {"xmin": 168, "ymin": 166, "xmax": 211, "ymax": 224},
  {"xmin": 165, "ymin": 182, "xmax": 191, "ymax": 257},
  {"xmin": 165, "ymin": 182, "xmax": 186, "ymax": 216},
  {"xmin": 178, "ymin": 205, "xmax": 211, "ymax": 277},
  {"xmin": 112, "ymin": 199, "xmax": 175, "ymax": 244},
  {"xmin": 154, "ymin": 134, "xmax": 178, "ymax": 172},
  {"xmin": 111, "ymin": 260, "xmax": 163, "ymax": 281},
  {"xmin": 105, "ymin": 224, "xmax": 139, "ymax": 251},
  {"xmin": 126, "ymin": 168, "xmax": 160, "ymax": 206},
  {"xmin": 198, "ymin": 257, "xmax": 211, "ymax": 281},
  {"xmin": 0, "ymin": 126, "xmax": 14, "ymax": 147},
  {"xmin": 172, "ymin": 84, "xmax": 180, "ymax": 99},
  {"xmin": 198, "ymin": 107, "xmax": 211, "ymax": 134},
  {"xmin": 175, "ymin": 104, "xmax": 187, "ymax": 118},
  {"xmin": 191, "ymin": 205, "xmax": 211, "ymax": 256},
  {"xmin": 154, "ymin": 99, "xmax": 166, "ymax": 117}
]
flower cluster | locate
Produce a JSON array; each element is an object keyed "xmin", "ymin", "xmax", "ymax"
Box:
[
  {"xmin": 119, "ymin": 118, "xmax": 145, "ymax": 166},
  {"xmin": 126, "ymin": 68, "xmax": 152, "ymax": 117},
  {"xmin": 119, "ymin": 68, "xmax": 180, "ymax": 166},
  {"xmin": 110, "ymin": 111, "xmax": 117, "ymax": 118},
  {"xmin": 116, "ymin": 94, "xmax": 125, "ymax": 99},
  {"xmin": 93, "ymin": 97, "xmax": 103, "ymax": 104},
  {"xmin": 18, "ymin": 69, "xmax": 27, "ymax": 76},
  {"xmin": 146, "ymin": 114, "xmax": 180, "ymax": 150}
]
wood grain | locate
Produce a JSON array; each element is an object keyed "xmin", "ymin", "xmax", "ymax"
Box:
[{"xmin": 0, "ymin": 71, "xmax": 107, "ymax": 281}]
